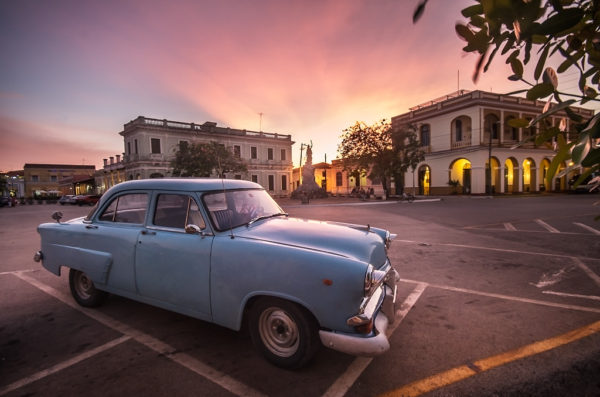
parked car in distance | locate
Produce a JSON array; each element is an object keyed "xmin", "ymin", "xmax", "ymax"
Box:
[
  {"xmin": 75, "ymin": 194, "xmax": 101, "ymax": 206},
  {"xmin": 35, "ymin": 179, "xmax": 398, "ymax": 368},
  {"xmin": 58, "ymin": 195, "xmax": 77, "ymax": 205},
  {"xmin": 0, "ymin": 196, "xmax": 11, "ymax": 207}
]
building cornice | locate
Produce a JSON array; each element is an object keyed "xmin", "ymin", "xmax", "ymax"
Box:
[
  {"xmin": 392, "ymin": 90, "xmax": 594, "ymax": 124},
  {"xmin": 119, "ymin": 116, "xmax": 295, "ymax": 145}
]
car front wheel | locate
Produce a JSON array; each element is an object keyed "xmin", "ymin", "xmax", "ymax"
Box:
[
  {"xmin": 69, "ymin": 269, "xmax": 107, "ymax": 307},
  {"xmin": 249, "ymin": 297, "xmax": 320, "ymax": 369}
]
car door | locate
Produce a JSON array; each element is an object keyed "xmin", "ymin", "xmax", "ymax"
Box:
[
  {"xmin": 87, "ymin": 191, "xmax": 150, "ymax": 293},
  {"xmin": 134, "ymin": 192, "xmax": 212, "ymax": 320}
]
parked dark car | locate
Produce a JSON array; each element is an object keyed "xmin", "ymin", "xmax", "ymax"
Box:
[
  {"xmin": 0, "ymin": 196, "xmax": 10, "ymax": 207},
  {"xmin": 75, "ymin": 194, "xmax": 101, "ymax": 206},
  {"xmin": 59, "ymin": 195, "xmax": 77, "ymax": 205}
]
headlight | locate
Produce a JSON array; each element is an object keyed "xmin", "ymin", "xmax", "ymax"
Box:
[
  {"xmin": 385, "ymin": 231, "xmax": 396, "ymax": 250},
  {"xmin": 364, "ymin": 264, "xmax": 388, "ymax": 297}
]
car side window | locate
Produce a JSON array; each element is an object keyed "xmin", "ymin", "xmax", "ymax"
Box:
[
  {"xmin": 98, "ymin": 193, "xmax": 148, "ymax": 224},
  {"xmin": 153, "ymin": 194, "xmax": 206, "ymax": 230}
]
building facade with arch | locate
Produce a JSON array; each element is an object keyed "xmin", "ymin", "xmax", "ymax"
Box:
[
  {"xmin": 119, "ymin": 116, "xmax": 294, "ymax": 196},
  {"xmin": 391, "ymin": 90, "xmax": 594, "ymax": 195}
]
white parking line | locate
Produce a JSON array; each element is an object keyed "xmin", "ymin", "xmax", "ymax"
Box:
[
  {"xmin": 573, "ymin": 222, "xmax": 600, "ymax": 235},
  {"xmin": 11, "ymin": 272, "xmax": 267, "ymax": 397},
  {"xmin": 399, "ymin": 278, "xmax": 600, "ymax": 314},
  {"xmin": 503, "ymin": 223, "xmax": 517, "ymax": 231},
  {"xmin": 542, "ymin": 291, "xmax": 600, "ymax": 301},
  {"xmin": 535, "ymin": 219, "xmax": 560, "ymax": 233},
  {"xmin": 0, "ymin": 336, "xmax": 131, "ymax": 396},
  {"xmin": 572, "ymin": 257, "xmax": 600, "ymax": 288},
  {"xmin": 321, "ymin": 283, "xmax": 427, "ymax": 397},
  {"xmin": 394, "ymin": 239, "xmax": 600, "ymax": 261}
]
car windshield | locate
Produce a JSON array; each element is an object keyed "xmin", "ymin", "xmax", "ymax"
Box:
[{"xmin": 203, "ymin": 189, "xmax": 285, "ymax": 231}]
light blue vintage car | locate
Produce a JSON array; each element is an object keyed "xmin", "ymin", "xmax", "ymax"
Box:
[{"xmin": 35, "ymin": 179, "xmax": 398, "ymax": 368}]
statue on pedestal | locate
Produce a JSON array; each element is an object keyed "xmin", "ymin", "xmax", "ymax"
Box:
[{"xmin": 291, "ymin": 142, "xmax": 327, "ymax": 201}]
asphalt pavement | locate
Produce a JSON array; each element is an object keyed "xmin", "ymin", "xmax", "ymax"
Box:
[{"xmin": 1, "ymin": 194, "xmax": 599, "ymax": 396}]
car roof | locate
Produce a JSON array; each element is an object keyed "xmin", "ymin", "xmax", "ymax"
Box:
[{"xmin": 105, "ymin": 178, "xmax": 261, "ymax": 196}]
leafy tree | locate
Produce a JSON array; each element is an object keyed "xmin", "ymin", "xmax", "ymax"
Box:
[
  {"xmin": 171, "ymin": 141, "xmax": 247, "ymax": 178},
  {"xmin": 338, "ymin": 119, "xmax": 424, "ymax": 195},
  {"xmin": 414, "ymin": 0, "xmax": 600, "ymax": 193}
]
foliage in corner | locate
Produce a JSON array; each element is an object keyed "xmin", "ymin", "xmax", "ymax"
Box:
[
  {"xmin": 338, "ymin": 120, "xmax": 424, "ymax": 195},
  {"xmin": 171, "ymin": 141, "xmax": 247, "ymax": 178},
  {"xmin": 414, "ymin": 0, "xmax": 600, "ymax": 194}
]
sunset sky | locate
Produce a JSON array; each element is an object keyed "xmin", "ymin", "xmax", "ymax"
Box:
[{"xmin": 0, "ymin": 0, "xmax": 594, "ymax": 172}]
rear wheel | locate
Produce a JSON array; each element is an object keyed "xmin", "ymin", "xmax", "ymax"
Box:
[
  {"xmin": 69, "ymin": 269, "xmax": 107, "ymax": 307},
  {"xmin": 249, "ymin": 297, "xmax": 320, "ymax": 369}
]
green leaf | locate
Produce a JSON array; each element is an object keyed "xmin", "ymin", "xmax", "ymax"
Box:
[
  {"xmin": 546, "ymin": 141, "xmax": 572, "ymax": 187},
  {"xmin": 504, "ymin": 89, "xmax": 529, "ymax": 96},
  {"xmin": 461, "ymin": 4, "xmax": 483, "ymax": 18},
  {"xmin": 534, "ymin": 45, "xmax": 550, "ymax": 80},
  {"xmin": 571, "ymin": 134, "xmax": 591, "ymax": 164},
  {"xmin": 455, "ymin": 23, "xmax": 474, "ymax": 42},
  {"xmin": 536, "ymin": 8, "xmax": 584, "ymax": 36},
  {"xmin": 508, "ymin": 118, "xmax": 530, "ymax": 128},
  {"xmin": 571, "ymin": 165, "xmax": 599, "ymax": 188},
  {"xmin": 510, "ymin": 58, "xmax": 523, "ymax": 76},
  {"xmin": 528, "ymin": 99, "xmax": 577, "ymax": 127},
  {"xmin": 582, "ymin": 113, "xmax": 600, "ymax": 138},
  {"xmin": 526, "ymin": 83, "xmax": 555, "ymax": 100},
  {"xmin": 535, "ymin": 126, "xmax": 561, "ymax": 146},
  {"xmin": 557, "ymin": 57, "xmax": 574, "ymax": 73},
  {"xmin": 582, "ymin": 148, "xmax": 600, "ymax": 167},
  {"xmin": 470, "ymin": 15, "xmax": 486, "ymax": 29},
  {"xmin": 412, "ymin": 0, "xmax": 428, "ymax": 23}
]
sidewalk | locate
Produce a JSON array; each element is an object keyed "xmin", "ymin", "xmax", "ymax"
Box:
[{"xmin": 275, "ymin": 195, "xmax": 442, "ymax": 207}]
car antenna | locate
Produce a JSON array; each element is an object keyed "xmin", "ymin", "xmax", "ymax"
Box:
[{"xmin": 218, "ymin": 156, "xmax": 234, "ymax": 239}]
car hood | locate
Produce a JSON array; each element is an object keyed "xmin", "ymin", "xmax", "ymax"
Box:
[{"xmin": 234, "ymin": 217, "xmax": 388, "ymax": 266}]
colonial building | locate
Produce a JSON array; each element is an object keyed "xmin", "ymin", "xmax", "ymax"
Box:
[
  {"xmin": 95, "ymin": 154, "xmax": 126, "ymax": 194},
  {"xmin": 23, "ymin": 164, "xmax": 96, "ymax": 198},
  {"xmin": 120, "ymin": 116, "xmax": 294, "ymax": 196},
  {"xmin": 391, "ymin": 90, "xmax": 595, "ymax": 195}
]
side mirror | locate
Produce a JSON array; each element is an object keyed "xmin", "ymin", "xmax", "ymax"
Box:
[
  {"xmin": 52, "ymin": 211, "xmax": 63, "ymax": 223},
  {"xmin": 184, "ymin": 224, "xmax": 202, "ymax": 234}
]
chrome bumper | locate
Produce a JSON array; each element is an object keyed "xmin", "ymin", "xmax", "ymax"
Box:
[{"xmin": 319, "ymin": 277, "xmax": 398, "ymax": 357}]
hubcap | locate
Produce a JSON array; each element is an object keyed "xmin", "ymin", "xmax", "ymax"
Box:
[
  {"xmin": 258, "ymin": 307, "xmax": 299, "ymax": 357},
  {"xmin": 75, "ymin": 272, "xmax": 93, "ymax": 299}
]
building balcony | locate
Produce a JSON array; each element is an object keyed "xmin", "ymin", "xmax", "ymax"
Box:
[{"xmin": 451, "ymin": 138, "xmax": 472, "ymax": 149}]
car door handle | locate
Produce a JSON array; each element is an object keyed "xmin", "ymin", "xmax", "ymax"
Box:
[
  {"xmin": 85, "ymin": 225, "xmax": 98, "ymax": 229},
  {"xmin": 141, "ymin": 230, "xmax": 156, "ymax": 235}
]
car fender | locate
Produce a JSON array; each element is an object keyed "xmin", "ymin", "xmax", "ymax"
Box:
[
  {"xmin": 41, "ymin": 243, "xmax": 113, "ymax": 284},
  {"xmin": 209, "ymin": 234, "xmax": 368, "ymax": 333}
]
